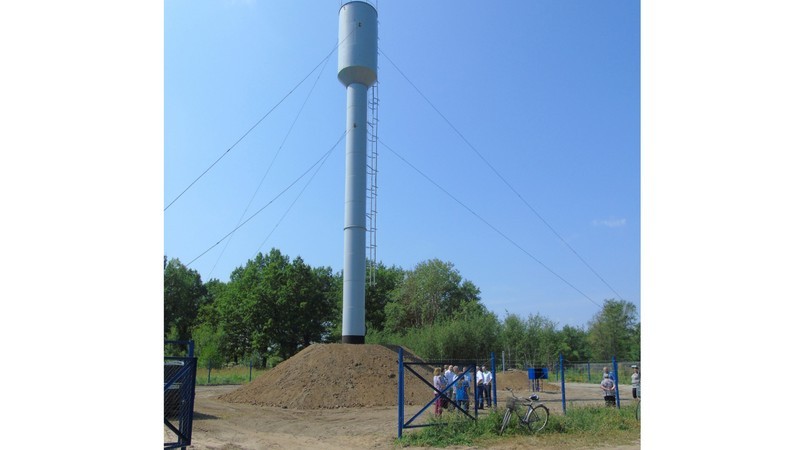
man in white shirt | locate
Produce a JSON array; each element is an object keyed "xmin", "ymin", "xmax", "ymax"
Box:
[
  {"xmin": 443, "ymin": 365, "xmax": 453, "ymax": 409},
  {"xmin": 482, "ymin": 365, "xmax": 493, "ymax": 408},
  {"xmin": 476, "ymin": 367, "xmax": 485, "ymax": 409},
  {"xmin": 447, "ymin": 366, "xmax": 458, "ymax": 409}
]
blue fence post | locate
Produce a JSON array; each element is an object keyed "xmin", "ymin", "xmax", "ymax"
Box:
[
  {"xmin": 612, "ymin": 356, "xmax": 620, "ymax": 409},
  {"xmin": 207, "ymin": 359, "xmax": 212, "ymax": 384},
  {"xmin": 188, "ymin": 340, "xmax": 194, "ymax": 357},
  {"xmin": 249, "ymin": 359, "xmax": 253, "ymax": 383},
  {"xmin": 467, "ymin": 361, "xmax": 478, "ymax": 417},
  {"xmin": 587, "ymin": 362, "xmax": 591, "ymax": 383},
  {"xmin": 491, "ymin": 352, "xmax": 497, "ymax": 408},
  {"xmin": 560, "ymin": 353, "xmax": 566, "ymax": 414},
  {"xmin": 398, "ymin": 347, "xmax": 404, "ymax": 440}
]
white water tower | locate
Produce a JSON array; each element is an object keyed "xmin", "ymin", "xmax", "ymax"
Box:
[{"xmin": 338, "ymin": 1, "xmax": 377, "ymax": 344}]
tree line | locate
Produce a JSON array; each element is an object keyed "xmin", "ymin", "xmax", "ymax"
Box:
[{"xmin": 164, "ymin": 249, "xmax": 640, "ymax": 368}]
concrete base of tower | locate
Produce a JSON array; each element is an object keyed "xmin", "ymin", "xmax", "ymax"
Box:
[{"xmin": 341, "ymin": 335, "xmax": 365, "ymax": 344}]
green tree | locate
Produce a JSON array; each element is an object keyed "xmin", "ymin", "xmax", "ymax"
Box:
[
  {"xmin": 500, "ymin": 313, "xmax": 527, "ymax": 369},
  {"xmin": 164, "ymin": 257, "xmax": 207, "ymax": 340},
  {"xmin": 274, "ymin": 260, "xmax": 337, "ymax": 355},
  {"xmin": 192, "ymin": 322, "xmax": 225, "ymax": 368},
  {"xmin": 212, "ymin": 275, "xmax": 254, "ymax": 363},
  {"xmin": 557, "ymin": 324, "xmax": 590, "ymax": 361},
  {"xmin": 439, "ymin": 303, "xmax": 500, "ymax": 360},
  {"xmin": 629, "ymin": 322, "xmax": 641, "ymax": 361},
  {"xmin": 196, "ymin": 278, "xmax": 226, "ymax": 327},
  {"xmin": 364, "ymin": 263, "xmax": 404, "ymax": 332},
  {"xmin": 326, "ymin": 270, "xmax": 344, "ymax": 342},
  {"xmin": 222, "ymin": 249, "xmax": 338, "ymax": 361},
  {"xmin": 384, "ymin": 259, "xmax": 481, "ymax": 333},
  {"xmin": 367, "ymin": 305, "xmax": 500, "ymax": 361},
  {"xmin": 587, "ymin": 299, "xmax": 639, "ymax": 360},
  {"xmin": 525, "ymin": 313, "xmax": 560, "ymax": 366}
]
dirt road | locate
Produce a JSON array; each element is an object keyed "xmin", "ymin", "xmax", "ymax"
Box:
[
  {"xmin": 180, "ymin": 384, "xmax": 640, "ymax": 450},
  {"xmin": 188, "ymin": 385, "xmax": 399, "ymax": 449}
]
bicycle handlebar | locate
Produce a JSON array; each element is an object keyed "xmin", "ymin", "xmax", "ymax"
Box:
[{"xmin": 505, "ymin": 387, "xmax": 539, "ymax": 403}]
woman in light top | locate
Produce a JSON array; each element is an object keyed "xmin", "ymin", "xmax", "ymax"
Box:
[{"xmin": 433, "ymin": 367, "xmax": 445, "ymax": 416}]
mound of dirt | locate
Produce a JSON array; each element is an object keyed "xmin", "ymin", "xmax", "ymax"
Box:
[
  {"xmin": 220, "ymin": 344, "xmax": 434, "ymax": 409},
  {"xmin": 220, "ymin": 344, "xmax": 561, "ymax": 409},
  {"xmin": 495, "ymin": 369, "xmax": 561, "ymax": 393}
]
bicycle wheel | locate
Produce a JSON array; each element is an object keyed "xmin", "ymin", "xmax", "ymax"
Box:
[
  {"xmin": 499, "ymin": 408, "xmax": 512, "ymax": 435},
  {"xmin": 523, "ymin": 404, "xmax": 549, "ymax": 433}
]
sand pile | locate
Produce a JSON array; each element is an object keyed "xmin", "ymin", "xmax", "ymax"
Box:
[
  {"xmin": 220, "ymin": 343, "xmax": 433, "ymax": 409},
  {"xmin": 496, "ymin": 369, "xmax": 561, "ymax": 393}
]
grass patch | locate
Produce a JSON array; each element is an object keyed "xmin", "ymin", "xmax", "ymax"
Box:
[
  {"xmin": 397, "ymin": 410, "xmax": 504, "ymax": 447},
  {"xmin": 397, "ymin": 404, "xmax": 639, "ymax": 448},
  {"xmin": 195, "ymin": 365, "xmax": 268, "ymax": 385}
]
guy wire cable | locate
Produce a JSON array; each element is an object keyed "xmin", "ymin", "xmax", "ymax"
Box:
[
  {"xmin": 207, "ymin": 52, "xmax": 334, "ymax": 279},
  {"xmin": 381, "ymin": 138, "xmax": 601, "ymax": 309},
  {"xmin": 186, "ymin": 130, "xmax": 348, "ymax": 267},
  {"xmin": 253, "ymin": 131, "xmax": 340, "ymax": 257},
  {"xmin": 165, "ymin": 28, "xmax": 355, "ymax": 212},
  {"xmin": 379, "ymin": 48, "xmax": 625, "ymax": 302}
]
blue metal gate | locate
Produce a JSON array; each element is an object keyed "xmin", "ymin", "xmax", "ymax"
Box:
[
  {"xmin": 396, "ymin": 348, "xmax": 496, "ymax": 439},
  {"xmin": 164, "ymin": 341, "xmax": 197, "ymax": 450}
]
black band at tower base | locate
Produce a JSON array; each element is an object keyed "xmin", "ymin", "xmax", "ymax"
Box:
[{"xmin": 342, "ymin": 335, "xmax": 365, "ymax": 344}]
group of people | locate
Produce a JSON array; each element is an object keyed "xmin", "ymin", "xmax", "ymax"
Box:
[
  {"xmin": 600, "ymin": 364, "xmax": 641, "ymax": 407},
  {"xmin": 432, "ymin": 362, "xmax": 642, "ymax": 414},
  {"xmin": 432, "ymin": 364, "xmax": 494, "ymax": 416}
]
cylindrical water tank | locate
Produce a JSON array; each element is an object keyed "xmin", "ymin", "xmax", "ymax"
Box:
[{"xmin": 337, "ymin": 1, "xmax": 378, "ymax": 87}]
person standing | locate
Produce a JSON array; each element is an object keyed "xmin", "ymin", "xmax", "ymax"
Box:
[
  {"xmin": 631, "ymin": 365, "xmax": 640, "ymax": 399},
  {"xmin": 449, "ymin": 365, "xmax": 459, "ymax": 408},
  {"xmin": 455, "ymin": 367, "xmax": 470, "ymax": 411},
  {"xmin": 476, "ymin": 366, "xmax": 485, "ymax": 409},
  {"xmin": 439, "ymin": 364, "xmax": 453, "ymax": 410},
  {"xmin": 482, "ymin": 365, "xmax": 493, "ymax": 408},
  {"xmin": 433, "ymin": 367, "xmax": 445, "ymax": 416},
  {"xmin": 445, "ymin": 365, "xmax": 454, "ymax": 391},
  {"xmin": 600, "ymin": 373, "xmax": 616, "ymax": 407}
]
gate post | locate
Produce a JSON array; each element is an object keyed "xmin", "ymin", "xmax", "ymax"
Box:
[
  {"xmin": 491, "ymin": 352, "xmax": 497, "ymax": 407},
  {"xmin": 612, "ymin": 356, "xmax": 620, "ymax": 409},
  {"xmin": 560, "ymin": 352, "xmax": 566, "ymax": 414},
  {"xmin": 398, "ymin": 347, "xmax": 404, "ymax": 440},
  {"xmin": 472, "ymin": 364, "xmax": 478, "ymax": 417}
]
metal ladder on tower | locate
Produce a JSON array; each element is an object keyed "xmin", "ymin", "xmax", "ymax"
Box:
[{"xmin": 366, "ymin": 78, "xmax": 379, "ymax": 286}]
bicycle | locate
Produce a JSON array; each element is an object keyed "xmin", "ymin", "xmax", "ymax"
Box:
[{"xmin": 499, "ymin": 387, "xmax": 549, "ymax": 434}]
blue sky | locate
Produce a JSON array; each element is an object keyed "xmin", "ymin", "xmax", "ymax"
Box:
[{"xmin": 164, "ymin": 0, "xmax": 640, "ymax": 329}]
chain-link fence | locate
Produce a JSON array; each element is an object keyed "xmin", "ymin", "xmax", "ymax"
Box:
[
  {"xmin": 495, "ymin": 356, "xmax": 640, "ymax": 384},
  {"xmin": 195, "ymin": 360, "xmax": 269, "ymax": 385},
  {"xmin": 489, "ymin": 355, "xmax": 641, "ymax": 413},
  {"xmin": 559, "ymin": 360, "xmax": 640, "ymax": 385}
]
